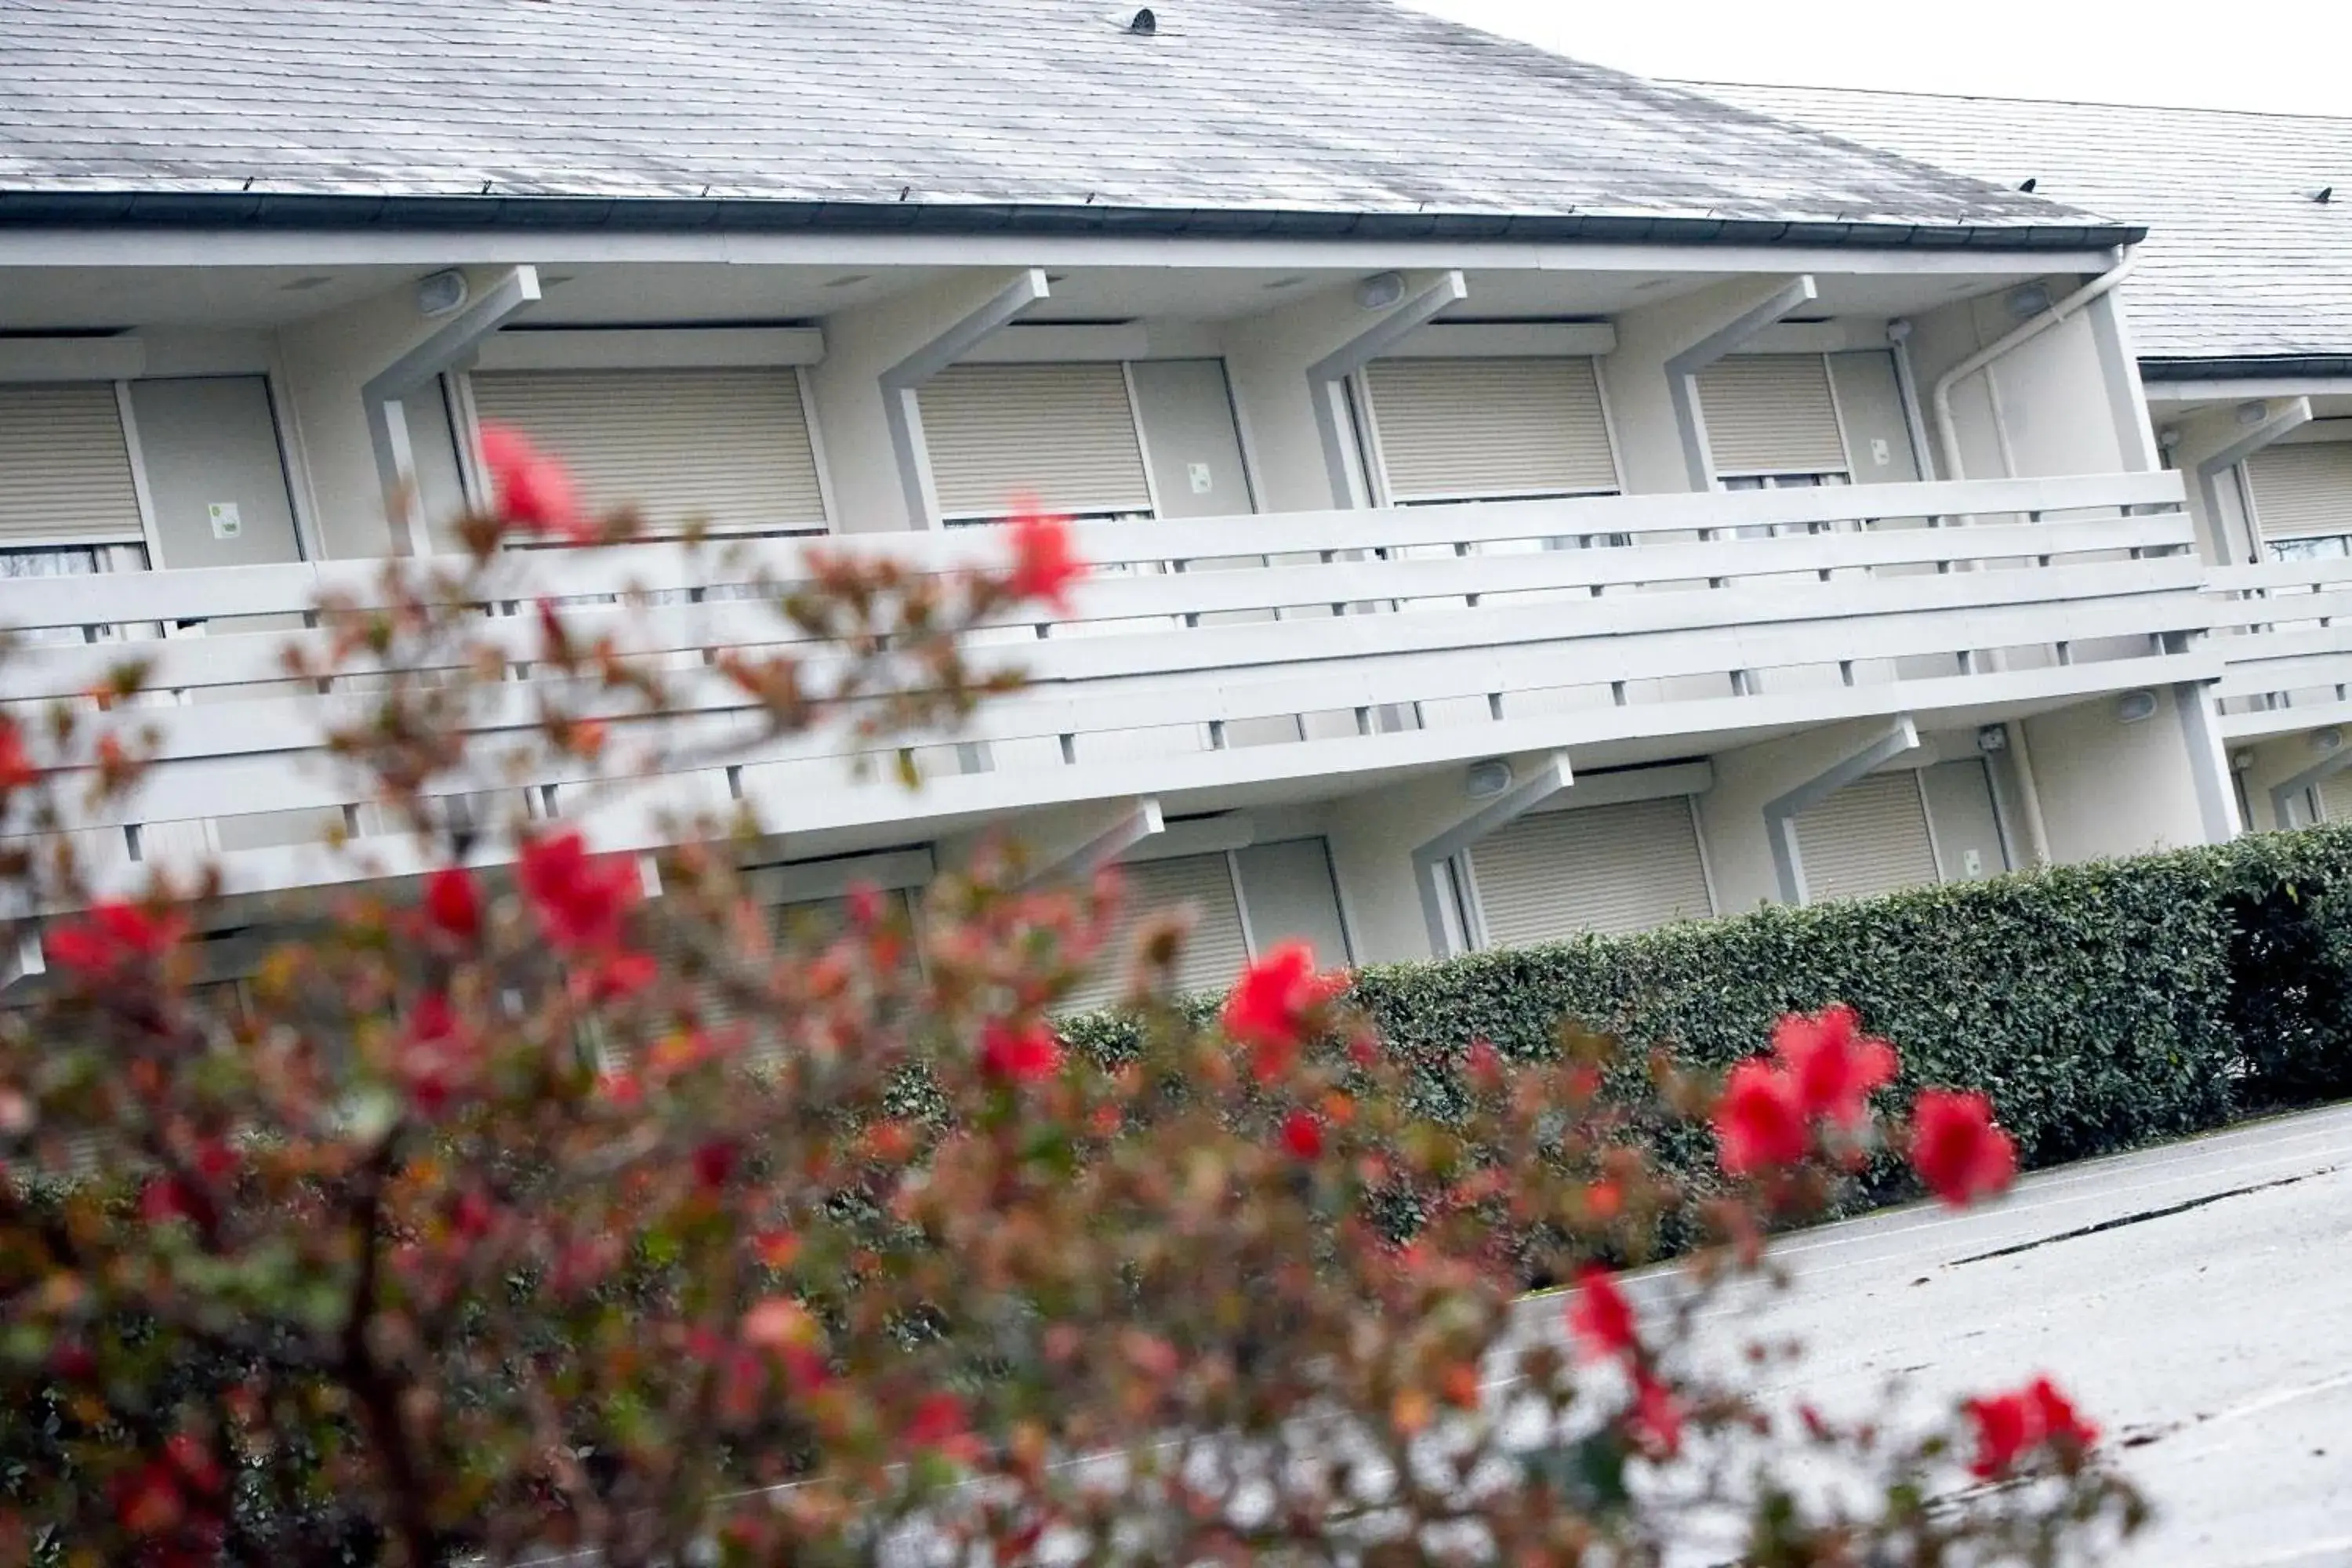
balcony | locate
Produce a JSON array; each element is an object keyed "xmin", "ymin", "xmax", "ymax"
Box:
[
  {"xmin": 2205, "ymin": 557, "xmax": 2352, "ymax": 742},
  {"xmin": 0, "ymin": 470, "xmax": 2208, "ymax": 898}
]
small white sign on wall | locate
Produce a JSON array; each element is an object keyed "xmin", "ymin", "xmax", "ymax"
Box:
[
  {"xmin": 207, "ymin": 502, "xmax": 242, "ymax": 540},
  {"xmin": 1187, "ymin": 462, "xmax": 1214, "ymax": 495}
]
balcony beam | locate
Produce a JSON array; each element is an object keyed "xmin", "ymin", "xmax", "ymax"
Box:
[
  {"xmin": 362, "ymin": 265, "xmax": 542, "ymax": 555},
  {"xmin": 2195, "ymin": 397, "xmax": 2313, "ymax": 564},
  {"xmin": 880, "ymin": 268, "xmax": 1051, "ymax": 530},
  {"xmin": 1018, "ymin": 795, "xmax": 1165, "ymax": 887},
  {"xmin": 1410, "ymin": 750, "xmax": 1572, "ymax": 958},
  {"xmin": 1305, "ymin": 270, "xmax": 1467, "ymax": 509},
  {"xmin": 1762, "ymin": 715, "xmax": 1919, "ymax": 906},
  {"xmin": 1664, "ymin": 274, "xmax": 1817, "ymax": 491}
]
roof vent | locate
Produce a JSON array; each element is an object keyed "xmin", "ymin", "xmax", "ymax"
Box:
[
  {"xmin": 2312, "ymin": 186, "xmax": 2335, "ymax": 204},
  {"xmin": 2016, "ymin": 176, "xmax": 2037, "ymax": 193},
  {"xmin": 1127, "ymin": 7, "xmax": 1156, "ymax": 32}
]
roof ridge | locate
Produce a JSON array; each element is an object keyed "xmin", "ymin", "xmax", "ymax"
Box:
[{"xmin": 1676, "ymin": 78, "xmax": 2352, "ymax": 130}]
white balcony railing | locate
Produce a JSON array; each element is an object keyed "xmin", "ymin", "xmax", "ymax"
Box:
[
  {"xmin": 0, "ymin": 471, "xmax": 2209, "ymax": 897},
  {"xmin": 2205, "ymin": 558, "xmax": 2352, "ymax": 741}
]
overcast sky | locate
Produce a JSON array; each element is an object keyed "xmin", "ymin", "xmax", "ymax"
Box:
[{"xmin": 1399, "ymin": 0, "xmax": 2345, "ymax": 117}]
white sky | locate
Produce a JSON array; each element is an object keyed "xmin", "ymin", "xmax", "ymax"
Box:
[{"xmin": 1399, "ymin": 0, "xmax": 2347, "ymax": 117}]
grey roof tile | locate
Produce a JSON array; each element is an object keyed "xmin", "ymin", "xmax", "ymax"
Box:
[
  {"xmin": 1690, "ymin": 82, "xmax": 2352, "ymax": 364},
  {"xmin": 0, "ymin": 0, "xmax": 2103, "ymax": 240}
]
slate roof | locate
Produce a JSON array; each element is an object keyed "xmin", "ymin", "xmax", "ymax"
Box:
[
  {"xmin": 1693, "ymin": 82, "xmax": 2352, "ymax": 371},
  {"xmin": 0, "ymin": 0, "xmax": 2125, "ymax": 247}
]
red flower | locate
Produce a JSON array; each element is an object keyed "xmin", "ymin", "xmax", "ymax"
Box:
[
  {"xmin": 2030, "ymin": 1375, "xmax": 2100, "ymax": 1453},
  {"xmin": 1712, "ymin": 1057, "xmax": 1810, "ymax": 1176},
  {"xmin": 1465, "ymin": 1037, "xmax": 1503, "ymax": 1088},
  {"xmin": 45, "ymin": 901, "xmax": 187, "ymax": 976},
  {"xmin": 423, "ymin": 866, "xmax": 480, "ymax": 940},
  {"xmin": 1910, "ymin": 1088, "xmax": 2017, "ymax": 1207},
  {"xmin": 478, "ymin": 423, "xmax": 588, "ymax": 541},
  {"xmin": 400, "ymin": 991, "xmax": 473, "ymax": 1116},
  {"xmin": 1566, "ymin": 1265, "xmax": 1639, "ymax": 1360},
  {"xmin": 1004, "ymin": 505, "xmax": 1083, "ymax": 612},
  {"xmin": 978, "ymin": 1018, "xmax": 1062, "ymax": 1084},
  {"xmin": 0, "ymin": 716, "xmax": 36, "ymax": 793},
  {"xmin": 1772, "ymin": 1004, "xmax": 1898, "ymax": 1129},
  {"xmin": 585, "ymin": 949, "xmax": 658, "ymax": 1001},
  {"xmin": 692, "ymin": 1141, "xmax": 738, "ymax": 1191},
  {"xmin": 1628, "ymin": 1370, "xmax": 1684, "ymax": 1460},
  {"xmin": 452, "ymin": 1190, "xmax": 495, "ymax": 1240},
  {"xmin": 905, "ymin": 1391, "xmax": 982, "ymax": 1462},
  {"xmin": 1221, "ymin": 942, "xmax": 1345, "ymax": 1083},
  {"xmin": 1963, "ymin": 1375, "xmax": 2096, "ymax": 1479},
  {"xmin": 112, "ymin": 1461, "xmax": 186, "ymax": 1536},
  {"xmin": 1279, "ymin": 1108, "xmax": 1324, "ymax": 1160},
  {"xmin": 139, "ymin": 1175, "xmax": 201, "ymax": 1228},
  {"xmin": 162, "ymin": 1432, "xmax": 224, "ymax": 1497},
  {"xmin": 753, "ymin": 1229, "xmax": 802, "ymax": 1269},
  {"xmin": 517, "ymin": 829, "xmax": 639, "ymax": 953}
]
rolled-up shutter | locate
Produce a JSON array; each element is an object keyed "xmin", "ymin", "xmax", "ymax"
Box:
[
  {"xmin": 1365, "ymin": 357, "xmax": 1618, "ymax": 502},
  {"xmin": 1468, "ymin": 798, "xmax": 1713, "ymax": 946},
  {"xmin": 918, "ymin": 363, "xmax": 1151, "ymax": 520},
  {"xmin": 2317, "ymin": 770, "xmax": 2352, "ymax": 824},
  {"xmin": 0, "ymin": 383, "xmax": 146, "ymax": 543},
  {"xmin": 1061, "ymin": 852, "xmax": 1249, "ymax": 1013},
  {"xmin": 2249, "ymin": 443, "xmax": 2352, "ymax": 542},
  {"xmin": 469, "ymin": 368, "xmax": 826, "ymax": 534},
  {"xmin": 1795, "ymin": 772, "xmax": 1939, "ymax": 902},
  {"xmin": 1696, "ymin": 354, "xmax": 1848, "ymax": 477}
]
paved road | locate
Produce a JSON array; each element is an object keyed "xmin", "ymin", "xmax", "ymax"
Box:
[{"xmin": 1513, "ymin": 1102, "xmax": 2352, "ymax": 1565}]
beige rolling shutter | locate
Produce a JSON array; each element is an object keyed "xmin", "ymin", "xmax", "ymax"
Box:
[
  {"xmin": 2248, "ymin": 443, "xmax": 2352, "ymax": 541},
  {"xmin": 1795, "ymin": 772, "xmax": 1940, "ymax": 903},
  {"xmin": 470, "ymin": 368, "xmax": 826, "ymax": 534},
  {"xmin": 918, "ymin": 363, "xmax": 1151, "ymax": 519},
  {"xmin": 1365, "ymin": 357, "xmax": 1618, "ymax": 502},
  {"xmin": 0, "ymin": 383, "xmax": 146, "ymax": 543},
  {"xmin": 1696, "ymin": 354, "xmax": 1849, "ymax": 477},
  {"xmin": 1060, "ymin": 852, "xmax": 1249, "ymax": 1013},
  {"xmin": 1468, "ymin": 798, "xmax": 1713, "ymax": 946},
  {"xmin": 2317, "ymin": 770, "xmax": 2352, "ymax": 824}
]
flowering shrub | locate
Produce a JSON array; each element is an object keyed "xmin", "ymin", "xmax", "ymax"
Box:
[{"xmin": 0, "ymin": 439, "xmax": 2143, "ymax": 1565}]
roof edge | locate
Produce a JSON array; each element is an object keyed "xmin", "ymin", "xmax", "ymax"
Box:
[
  {"xmin": 0, "ymin": 191, "xmax": 2147, "ymax": 251},
  {"xmin": 2143, "ymin": 355, "xmax": 2352, "ymax": 382}
]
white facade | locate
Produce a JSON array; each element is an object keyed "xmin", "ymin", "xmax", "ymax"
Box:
[{"xmin": 0, "ymin": 233, "xmax": 2245, "ymax": 985}]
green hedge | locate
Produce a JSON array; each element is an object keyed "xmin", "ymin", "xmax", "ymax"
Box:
[{"xmin": 1060, "ymin": 822, "xmax": 2352, "ymax": 1181}]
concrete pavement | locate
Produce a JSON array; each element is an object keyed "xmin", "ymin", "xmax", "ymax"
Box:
[{"xmin": 1521, "ymin": 1101, "xmax": 2352, "ymax": 1565}]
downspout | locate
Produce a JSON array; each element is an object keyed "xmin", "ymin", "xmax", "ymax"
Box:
[
  {"xmin": 1886, "ymin": 318, "xmax": 1936, "ymax": 481},
  {"xmin": 1925, "ymin": 251, "xmax": 2138, "ymax": 870},
  {"xmin": 1929, "ymin": 249, "xmax": 2140, "ymax": 486}
]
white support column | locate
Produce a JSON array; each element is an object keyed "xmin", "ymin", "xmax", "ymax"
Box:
[
  {"xmin": 361, "ymin": 265, "xmax": 541, "ymax": 555},
  {"xmin": 1762, "ymin": 715, "xmax": 1919, "ymax": 905},
  {"xmin": 1304, "ymin": 270, "xmax": 1467, "ymax": 509},
  {"xmin": 2172, "ymin": 677, "xmax": 2245, "ymax": 843},
  {"xmin": 1408, "ymin": 751, "xmax": 1571, "ymax": 958},
  {"xmin": 1663, "ymin": 275, "xmax": 1818, "ymax": 491},
  {"xmin": 878, "ymin": 268, "xmax": 1051, "ymax": 530},
  {"xmin": 2085, "ymin": 287, "xmax": 2162, "ymax": 474}
]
